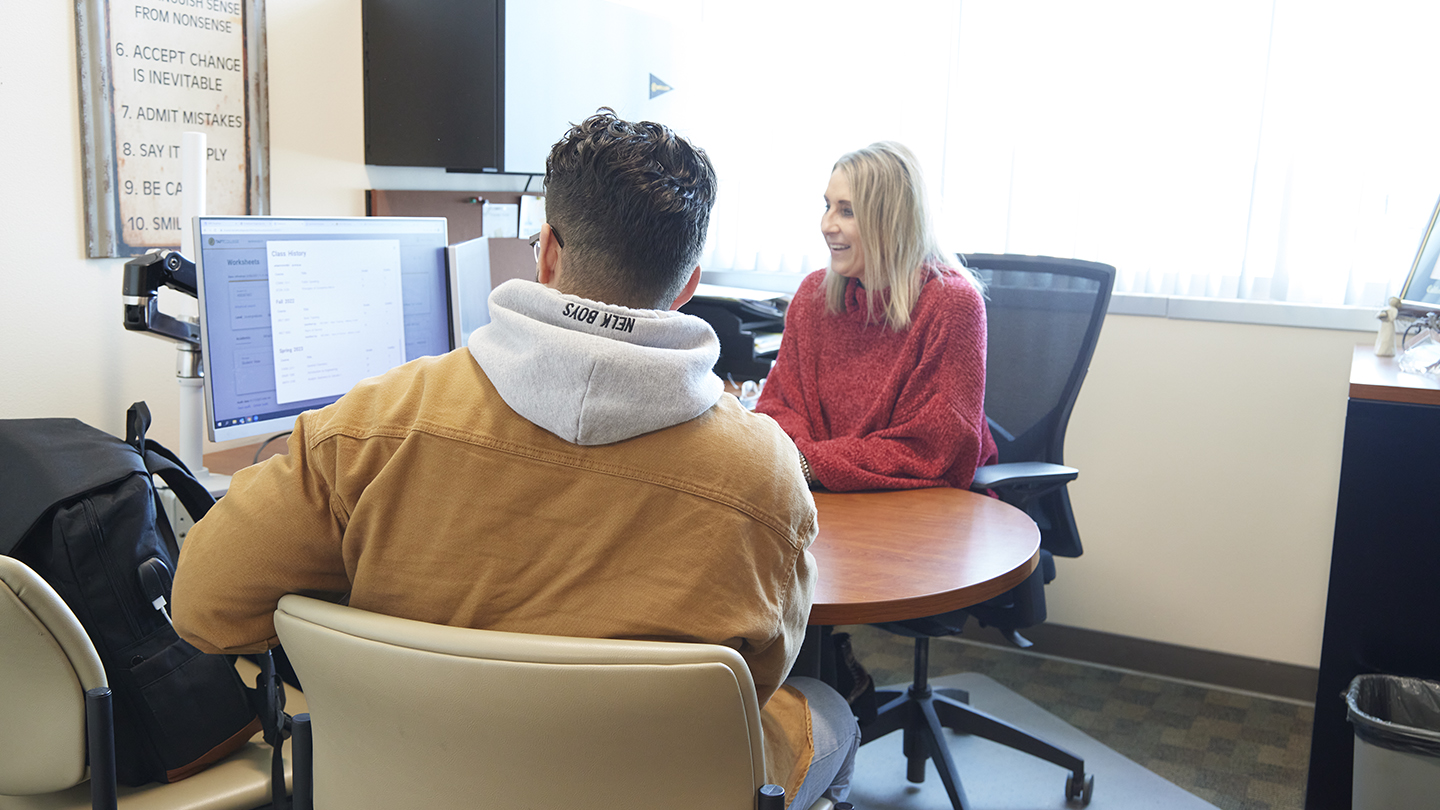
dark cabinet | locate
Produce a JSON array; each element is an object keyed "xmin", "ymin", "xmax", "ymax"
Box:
[{"xmin": 1306, "ymin": 347, "xmax": 1440, "ymax": 809}]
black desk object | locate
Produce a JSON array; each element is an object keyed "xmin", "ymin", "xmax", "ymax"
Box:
[
  {"xmin": 680, "ymin": 296, "xmax": 784, "ymax": 382},
  {"xmin": 1305, "ymin": 346, "xmax": 1440, "ymax": 809}
]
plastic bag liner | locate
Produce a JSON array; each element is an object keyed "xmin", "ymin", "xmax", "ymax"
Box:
[{"xmin": 1346, "ymin": 674, "xmax": 1440, "ymax": 757}]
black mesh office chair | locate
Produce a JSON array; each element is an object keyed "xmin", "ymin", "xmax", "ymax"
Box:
[{"xmin": 866, "ymin": 254, "xmax": 1115, "ymax": 810}]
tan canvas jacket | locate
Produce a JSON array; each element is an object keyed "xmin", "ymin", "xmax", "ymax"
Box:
[{"xmin": 172, "ymin": 347, "xmax": 819, "ymax": 796}]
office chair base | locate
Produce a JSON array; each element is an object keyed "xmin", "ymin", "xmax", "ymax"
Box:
[
  {"xmin": 863, "ymin": 687, "xmax": 973, "ymax": 809},
  {"xmin": 1066, "ymin": 772, "xmax": 1096, "ymax": 804},
  {"xmin": 862, "ymin": 682, "xmax": 1092, "ymax": 810},
  {"xmin": 1000, "ymin": 629, "xmax": 1035, "ymax": 648},
  {"xmin": 936, "ymin": 687, "xmax": 968, "ymax": 703}
]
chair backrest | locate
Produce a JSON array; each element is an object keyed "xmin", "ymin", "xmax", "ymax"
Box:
[
  {"xmin": 0, "ymin": 555, "xmax": 108, "ymax": 796},
  {"xmin": 962, "ymin": 253, "xmax": 1115, "ymax": 557},
  {"xmin": 273, "ymin": 595, "xmax": 768, "ymax": 810}
]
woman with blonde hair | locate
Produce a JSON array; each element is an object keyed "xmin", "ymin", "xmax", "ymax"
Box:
[{"xmin": 756, "ymin": 141, "xmax": 997, "ymax": 491}]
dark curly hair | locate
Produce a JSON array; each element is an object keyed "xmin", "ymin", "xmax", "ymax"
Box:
[{"xmin": 543, "ymin": 108, "xmax": 717, "ymax": 309}]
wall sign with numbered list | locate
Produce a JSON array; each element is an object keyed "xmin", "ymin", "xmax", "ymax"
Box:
[{"xmin": 75, "ymin": 0, "xmax": 269, "ymax": 258}]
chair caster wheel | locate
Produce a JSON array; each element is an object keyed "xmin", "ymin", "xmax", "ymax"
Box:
[{"xmin": 1066, "ymin": 772, "xmax": 1094, "ymax": 805}]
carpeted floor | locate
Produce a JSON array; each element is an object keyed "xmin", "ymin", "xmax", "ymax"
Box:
[
  {"xmin": 839, "ymin": 625, "xmax": 1314, "ymax": 810},
  {"xmin": 850, "ymin": 671, "xmax": 1222, "ymax": 809}
]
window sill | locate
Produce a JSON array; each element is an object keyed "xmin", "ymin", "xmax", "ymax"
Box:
[
  {"xmin": 1110, "ymin": 294, "xmax": 1378, "ymax": 332},
  {"xmin": 699, "ymin": 272, "xmax": 1383, "ymax": 333}
]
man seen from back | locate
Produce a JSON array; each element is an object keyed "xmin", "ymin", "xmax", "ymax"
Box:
[{"xmin": 172, "ymin": 109, "xmax": 858, "ymax": 808}]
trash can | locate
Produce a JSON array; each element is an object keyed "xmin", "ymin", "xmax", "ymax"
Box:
[{"xmin": 1346, "ymin": 674, "xmax": 1440, "ymax": 810}]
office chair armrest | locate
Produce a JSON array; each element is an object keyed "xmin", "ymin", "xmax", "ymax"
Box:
[{"xmin": 970, "ymin": 462, "xmax": 1078, "ymax": 492}]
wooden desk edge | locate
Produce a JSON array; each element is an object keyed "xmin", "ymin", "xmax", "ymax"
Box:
[
  {"xmin": 807, "ymin": 547, "xmax": 1040, "ymax": 626},
  {"xmin": 1350, "ymin": 345, "xmax": 1440, "ymax": 407},
  {"xmin": 205, "ymin": 442, "xmax": 287, "ymax": 477}
]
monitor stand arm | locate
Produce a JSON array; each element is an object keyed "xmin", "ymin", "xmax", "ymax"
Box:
[
  {"xmin": 122, "ymin": 250, "xmax": 200, "ymax": 348},
  {"xmin": 120, "ymin": 250, "xmax": 230, "ymax": 497}
]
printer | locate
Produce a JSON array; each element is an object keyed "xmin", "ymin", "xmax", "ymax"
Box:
[{"xmin": 680, "ymin": 284, "xmax": 790, "ymax": 382}]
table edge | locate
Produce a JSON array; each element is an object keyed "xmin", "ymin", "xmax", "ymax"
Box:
[
  {"xmin": 1350, "ymin": 345, "xmax": 1440, "ymax": 407},
  {"xmin": 807, "ymin": 547, "xmax": 1040, "ymax": 626}
]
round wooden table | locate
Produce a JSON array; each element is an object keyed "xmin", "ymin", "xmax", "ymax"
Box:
[
  {"xmin": 800, "ymin": 488, "xmax": 1088, "ymax": 810},
  {"xmin": 807, "ymin": 487, "xmax": 1041, "ymax": 625}
]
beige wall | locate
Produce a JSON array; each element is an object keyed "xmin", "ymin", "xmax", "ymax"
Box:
[
  {"xmin": 0, "ymin": 1, "xmax": 1368, "ymax": 669},
  {"xmin": 1057, "ymin": 316, "xmax": 1365, "ymax": 667},
  {"xmin": 264, "ymin": 0, "xmax": 368, "ymax": 218}
]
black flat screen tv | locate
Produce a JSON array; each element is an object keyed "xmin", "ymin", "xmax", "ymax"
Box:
[
  {"xmin": 362, "ymin": 0, "xmax": 504, "ymax": 172},
  {"xmin": 362, "ymin": 0, "xmax": 682, "ymax": 176}
]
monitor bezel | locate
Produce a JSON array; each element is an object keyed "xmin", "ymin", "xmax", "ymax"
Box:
[
  {"xmin": 193, "ymin": 215, "xmax": 452, "ymax": 443},
  {"xmin": 1399, "ymin": 195, "xmax": 1440, "ymax": 317}
]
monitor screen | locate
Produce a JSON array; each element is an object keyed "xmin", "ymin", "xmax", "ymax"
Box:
[
  {"xmin": 195, "ymin": 216, "xmax": 451, "ymax": 442},
  {"xmin": 1401, "ymin": 196, "xmax": 1440, "ymax": 316}
]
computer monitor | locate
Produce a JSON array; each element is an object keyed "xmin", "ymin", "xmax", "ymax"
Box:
[
  {"xmin": 1400, "ymin": 195, "xmax": 1440, "ymax": 316},
  {"xmin": 194, "ymin": 216, "xmax": 451, "ymax": 442},
  {"xmin": 446, "ymin": 236, "xmax": 536, "ymax": 348}
]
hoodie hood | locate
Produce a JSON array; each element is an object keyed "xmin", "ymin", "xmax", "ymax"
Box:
[{"xmin": 469, "ymin": 279, "xmax": 724, "ymax": 446}]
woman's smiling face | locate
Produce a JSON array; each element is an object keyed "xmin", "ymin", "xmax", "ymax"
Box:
[{"xmin": 822, "ymin": 170, "xmax": 865, "ymax": 283}]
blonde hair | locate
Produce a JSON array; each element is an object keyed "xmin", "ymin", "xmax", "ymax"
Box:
[{"xmin": 823, "ymin": 142, "xmax": 979, "ymax": 330}]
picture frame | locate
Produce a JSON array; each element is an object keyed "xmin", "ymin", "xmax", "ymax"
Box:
[{"xmin": 74, "ymin": 0, "xmax": 269, "ymax": 258}]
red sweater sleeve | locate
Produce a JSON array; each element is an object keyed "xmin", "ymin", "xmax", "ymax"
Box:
[
  {"xmin": 752, "ymin": 304, "xmax": 818, "ymax": 445},
  {"xmin": 757, "ymin": 270, "xmax": 996, "ymax": 492}
]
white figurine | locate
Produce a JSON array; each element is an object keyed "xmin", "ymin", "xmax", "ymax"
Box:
[{"xmin": 1375, "ymin": 296, "xmax": 1400, "ymax": 357}]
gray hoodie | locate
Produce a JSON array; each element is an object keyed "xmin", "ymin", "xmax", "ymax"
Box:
[{"xmin": 469, "ymin": 279, "xmax": 724, "ymax": 446}]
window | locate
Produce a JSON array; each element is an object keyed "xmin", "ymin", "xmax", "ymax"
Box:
[{"xmin": 659, "ymin": 0, "xmax": 1440, "ymax": 308}]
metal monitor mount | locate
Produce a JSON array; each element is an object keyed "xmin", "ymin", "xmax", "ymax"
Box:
[
  {"xmin": 123, "ymin": 249, "xmax": 199, "ymax": 351},
  {"xmin": 121, "ymin": 249, "xmax": 230, "ymax": 496}
]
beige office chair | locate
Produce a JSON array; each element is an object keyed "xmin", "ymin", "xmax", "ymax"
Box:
[
  {"xmin": 273, "ymin": 594, "xmax": 832, "ymax": 810},
  {"xmin": 0, "ymin": 555, "xmax": 301, "ymax": 810}
]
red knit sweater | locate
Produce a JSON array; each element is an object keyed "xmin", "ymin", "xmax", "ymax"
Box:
[{"xmin": 756, "ymin": 268, "xmax": 998, "ymax": 492}]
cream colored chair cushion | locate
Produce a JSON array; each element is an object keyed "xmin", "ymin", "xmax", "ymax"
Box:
[
  {"xmin": 0, "ymin": 664, "xmax": 308, "ymax": 810},
  {"xmin": 275, "ymin": 594, "xmax": 776, "ymax": 809},
  {"xmin": 0, "ymin": 556, "xmax": 105, "ymax": 796}
]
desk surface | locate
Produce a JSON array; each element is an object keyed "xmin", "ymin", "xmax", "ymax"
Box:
[
  {"xmin": 808, "ymin": 488, "xmax": 1040, "ymax": 626},
  {"xmin": 1349, "ymin": 344, "xmax": 1440, "ymax": 407},
  {"xmin": 205, "ymin": 441, "xmax": 286, "ymax": 475}
]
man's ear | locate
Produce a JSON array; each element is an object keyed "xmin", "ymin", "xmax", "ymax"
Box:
[
  {"xmin": 535, "ymin": 223, "xmax": 562, "ymax": 287},
  {"xmin": 668, "ymin": 266, "xmax": 702, "ymax": 310}
]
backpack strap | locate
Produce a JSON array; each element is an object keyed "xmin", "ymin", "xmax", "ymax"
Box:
[
  {"xmin": 125, "ymin": 402, "xmax": 215, "ymax": 523},
  {"xmin": 247, "ymin": 651, "xmax": 293, "ymax": 810},
  {"xmin": 125, "ymin": 402, "xmax": 153, "ymax": 455},
  {"xmin": 143, "ymin": 442, "xmax": 215, "ymax": 523}
]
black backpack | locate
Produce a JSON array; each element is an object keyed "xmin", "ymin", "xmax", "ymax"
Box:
[{"xmin": 0, "ymin": 403, "xmax": 289, "ymax": 798}]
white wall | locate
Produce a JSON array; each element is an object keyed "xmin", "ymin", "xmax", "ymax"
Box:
[
  {"xmin": 0, "ymin": 0, "xmax": 368, "ymax": 455},
  {"xmin": 0, "ymin": 3, "xmax": 181, "ymax": 444},
  {"xmin": 0, "ymin": 0, "xmax": 1368, "ymax": 669}
]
